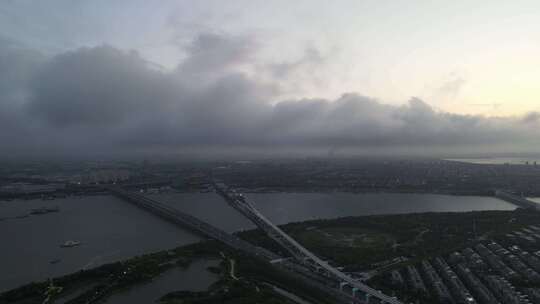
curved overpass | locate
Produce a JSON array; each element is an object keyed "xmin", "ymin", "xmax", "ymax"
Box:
[{"xmin": 215, "ymin": 185, "xmax": 403, "ymax": 304}]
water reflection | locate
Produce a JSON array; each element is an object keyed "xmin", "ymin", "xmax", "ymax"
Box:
[
  {"xmin": 105, "ymin": 259, "xmax": 219, "ymax": 304},
  {"xmin": 0, "ymin": 191, "xmax": 515, "ymax": 292},
  {"xmin": 0, "ymin": 196, "xmax": 200, "ymax": 292}
]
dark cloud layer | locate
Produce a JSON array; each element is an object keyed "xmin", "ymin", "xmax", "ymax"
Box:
[{"xmin": 1, "ymin": 34, "xmax": 539, "ymax": 159}]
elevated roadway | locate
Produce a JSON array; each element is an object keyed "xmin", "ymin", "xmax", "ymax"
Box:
[
  {"xmin": 495, "ymin": 190, "xmax": 540, "ymax": 210},
  {"xmin": 215, "ymin": 184, "xmax": 403, "ymax": 304},
  {"xmin": 108, "ymin": 186, "xmax": 278, "ymax": 260},
  {"xmin": 108, "ymin": 186, "xmax": 364, "ymax": 303}
]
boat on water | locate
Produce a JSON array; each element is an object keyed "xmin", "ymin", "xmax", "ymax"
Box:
[
  {"xmin": 30, "ymin": 206, "xmax": 59, "ymax": 215},
  {"xmin": 49, "ymin": 259, "xmax": 61, "ymax": 264},
  {"xmin": 60, "ymin": 240, "xmax": 81, "ymax": 248}
]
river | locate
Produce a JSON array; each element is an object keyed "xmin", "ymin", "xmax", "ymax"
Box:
[
  {"xmin": 0, "ymin": 192, "xmax": 515, "ymax": 292},
  {"xmin": 528, "ymin": 197, "xmax": 540, "ymax": 205},
  {"xmin": 152, "ymin": 192, "xmax": 514, "ymax": 230},
  {"xmin": 0, "ymin": 195, "xmax": 200, "ymax": 292}
]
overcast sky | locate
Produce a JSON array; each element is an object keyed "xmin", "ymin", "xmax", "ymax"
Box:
[{"xmin": 1, "ymin": 1, "xmax": 540, "ymax": 158}]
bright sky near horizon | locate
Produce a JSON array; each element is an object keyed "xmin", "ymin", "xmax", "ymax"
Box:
[{"xmin": 2, "ymin": 0, "xmax": 540, "ymax": 117}]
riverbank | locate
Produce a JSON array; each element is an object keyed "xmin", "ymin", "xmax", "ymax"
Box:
[
  {"xmin": 237, "ymin": 208, "xmax": 540, "ymax": 271},
  {"xmin": 4, "ymin": 209, "xmax": 539, "ymax": 304},
  {"xmin": 0, "ymin": 242, "xmax": 219, "ymax": 304},
  {"xmin": 0, "ymin": 240, "xmax": 332, "ymax": 304}
]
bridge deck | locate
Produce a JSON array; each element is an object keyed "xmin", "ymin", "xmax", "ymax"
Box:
[
  {"xmin": 110, "ymin": 186, "xmax": 373, "ymax": 304},
  {"xmin": 495, "ymin": 190, "xmax": 540, "ymax": 210},
  {"xmin": 215, "ymin": 186, "xmax": 403, "ymax": 304},
  {"xmin": 108, "ymin": 187, "xmax": 278, "ymax": 260}
]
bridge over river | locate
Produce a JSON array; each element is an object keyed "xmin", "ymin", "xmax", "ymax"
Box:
[
  {"xmin": 108, "ymin": 185, "xmax": 402, "ymax": 303},
  {"xmin": 495, "ymin": 190, "xmax": 540, "ymax": 210},
  {"xmin": 214, "ymin": 183, "xmax": 403, "ymax": 304}
]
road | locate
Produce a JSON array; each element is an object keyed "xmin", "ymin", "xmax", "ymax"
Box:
[{"xmin": 215, "ymin": 184, "xmax": 403, "ymax": 304}]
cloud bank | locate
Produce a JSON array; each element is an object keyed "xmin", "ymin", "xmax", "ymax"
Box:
[{"xmin": 1, "ymin": 33, "xmax": 539, "ymax": 159}]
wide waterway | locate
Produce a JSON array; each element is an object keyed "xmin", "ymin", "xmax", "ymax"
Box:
[
  {"xmin": 528, "ymin": 197, "xmax": 540, "ymax": 205},
  {"xmin": 0, "ymin": 192, "xmax": 515, "ymax": 292},
  {"xmin": 0, "ymin": 195, "xmax": 200, "ymax": 292},
  {"xmin": 153, "ymin": 192, "xmax": 515, "ymax": 230}
]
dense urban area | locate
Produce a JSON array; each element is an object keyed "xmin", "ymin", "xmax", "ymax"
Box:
[{"xmin": 2, "ymin": 158, "xmax": 540, "ymax": 198}]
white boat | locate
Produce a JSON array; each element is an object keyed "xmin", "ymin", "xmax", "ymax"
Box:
[{"xmin": 60, "ymin": 240, "xmax": 81, "ymax": 248}]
